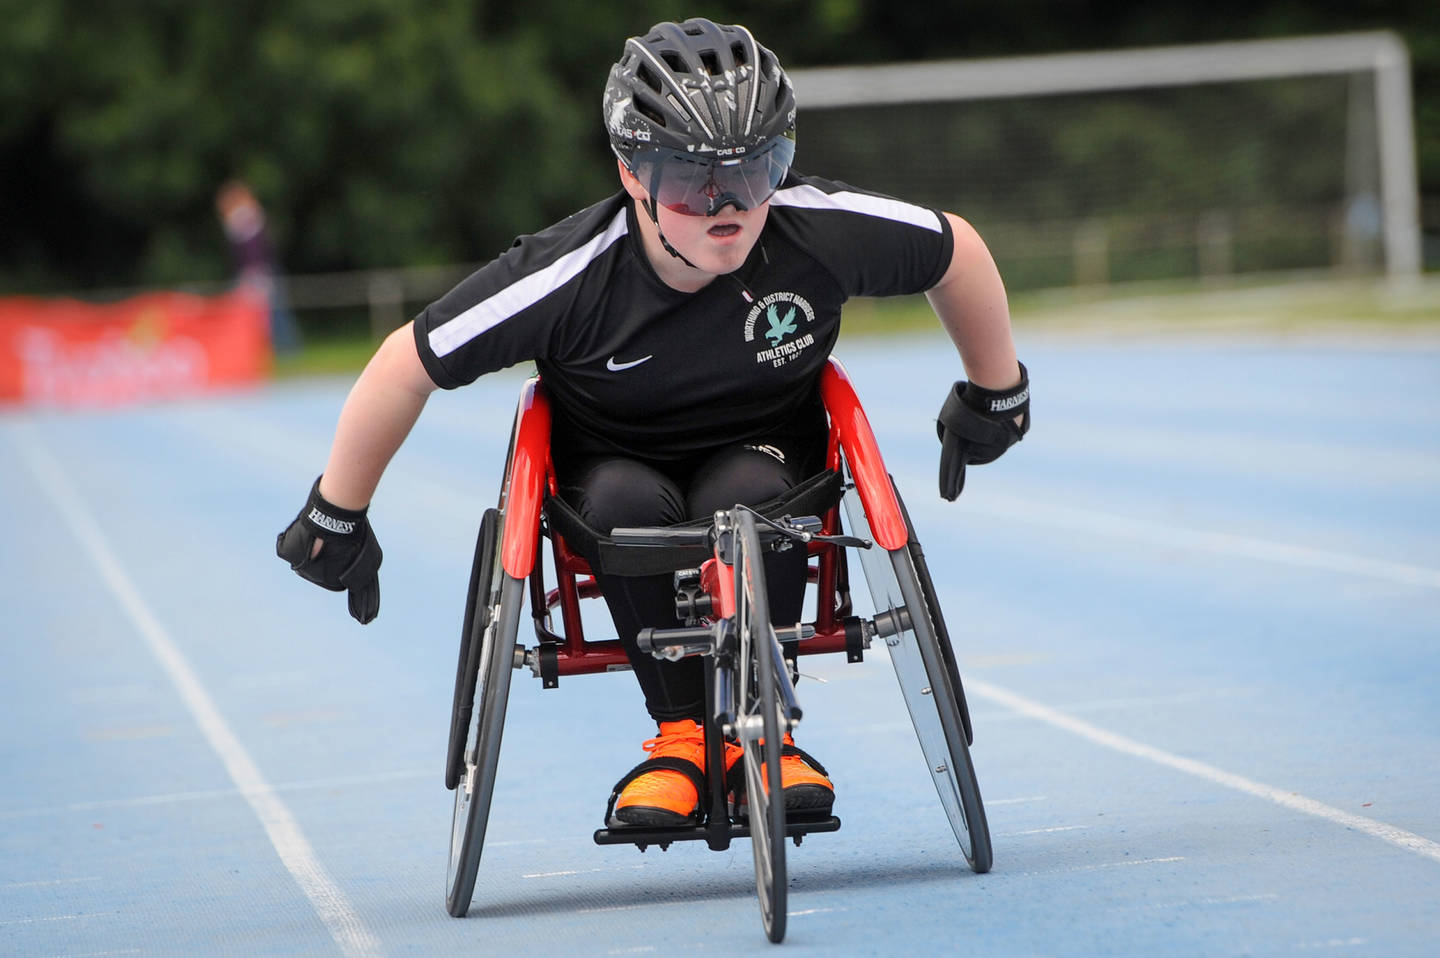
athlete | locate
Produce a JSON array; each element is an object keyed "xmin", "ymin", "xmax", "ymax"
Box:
[{"xmin": 277, "ymin": 18, "xmax": 1029, "ymax": 829}]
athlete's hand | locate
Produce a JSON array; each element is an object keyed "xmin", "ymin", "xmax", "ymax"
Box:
[
  {"xmin": 276, "ymin": 477, "xmax": 382, "ymax": 624},
  {"xmin": 936, "ymin": 362, "xmax": 1030, "ymax": 501}
]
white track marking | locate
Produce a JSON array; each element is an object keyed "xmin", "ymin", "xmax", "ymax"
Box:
[
  {"xmin": 1071, "ymin": 857, "xmax": 1185, "ymax": 871},
  {"xmin": 0, "ymin": 913, "xmax": 115, "ymax": 926},
  {"xmin": 578, "ymin": 903, "xmax": 651, "ymax": 915},
  {"xmin": 1009, "ymin": 857, "xmax": 1185, "ymax": 878},
  {"xmin": 1138, "ymin": 893, "xmax": 1281, "ymax": 910},
  {"xmin": 974, "ymin": 493, "xmax": 1440, "ymax": 589},
  {"xmin": 1, "ymin": 877, "xmax": 100, "ymax": 890},
  {"xmin": 1002, "ymin": 825, "xmax": 1090, "ymax": 836},
  {"xmin": 972, "ymin": 678, "xmax": 1440, "ymax": 865},
  {"xmin": 12, "ymin": 429, "xmax": 383, "ymax": 958},
  {"xmin": 522, "ymin": 865, "xmax": 646, "ymax": 879},
  {"xmin": 0, "ymin": 769, "xmax": 428, "ymax": 821}
]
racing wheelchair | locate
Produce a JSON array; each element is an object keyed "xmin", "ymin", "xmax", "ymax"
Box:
[{"xmin": 444, "ymin": 357, "xmax": 991, "ymax": 943}]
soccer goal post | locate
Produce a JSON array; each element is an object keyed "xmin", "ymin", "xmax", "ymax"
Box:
[{"xmin": 790, "ymin": 31, "xmax": 1421, "ymax": 290}]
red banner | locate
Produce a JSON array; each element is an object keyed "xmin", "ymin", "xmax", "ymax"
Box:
[{"xmin": 0, "ymin": 289, "xmax": 271, "ymax": 406}]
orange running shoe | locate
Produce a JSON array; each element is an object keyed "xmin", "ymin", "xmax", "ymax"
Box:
[
  {"xmin": 728, "ymin": 732, "xmax": 835, "ymax": 815},
  {"xmin": 607, "ymin": 720, "xmax": 742, "ymax": 827},
  {"xmin": 778, "ymin": 733, "xmax": 835, "ymax": 812}
]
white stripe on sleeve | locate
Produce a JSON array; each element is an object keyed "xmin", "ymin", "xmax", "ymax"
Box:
[
  {"xmin": 429, "ymin": 209, "xmax": 629, "ymax": 358},
  {"xmin": 770, "ymin": 184, "xmax": 942, "ymax": 233}
]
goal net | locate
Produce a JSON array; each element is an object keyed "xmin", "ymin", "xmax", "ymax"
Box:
[{"xmin": 790, "ymin": 32, "xmax": 1420, "ymax": 293}]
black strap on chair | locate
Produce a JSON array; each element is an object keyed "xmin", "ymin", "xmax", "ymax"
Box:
[{"xmin": 543, "ymin": 469, "xmax": 844, "ymax": 577}]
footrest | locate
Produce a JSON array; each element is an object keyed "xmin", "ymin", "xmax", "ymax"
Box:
[{"xmin": 593, "ymin": 815, "xmax": 841, "ymax": 851}]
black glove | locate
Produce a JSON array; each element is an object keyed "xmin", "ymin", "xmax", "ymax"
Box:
[
  {"xmin": 276, "ymin": 477, "xmax": 382, "ymax": 624},
  {"xmin": 936, "ymin": 362, "xmax": 1030, "ymax": 501}
]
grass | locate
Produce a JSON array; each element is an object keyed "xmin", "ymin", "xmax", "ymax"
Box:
[
  {"xmin": 1002, "ymin": 273, "xmax": 1440, "ymax": 334},
  {"xmin": 272, "ymin": 333, "xmax": 385, "ymax": 379},
  {"xmin": 839, "ymin": 274, "xmax": 1440, "ymax": 339},
  {"xmin": 271, "ymin": 273, "xmax": 1440, "ymax": 379}
]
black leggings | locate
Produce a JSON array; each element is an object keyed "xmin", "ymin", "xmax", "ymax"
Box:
[{"xmin": 558, "ymin": 440, "xmax": 817, "ymax": 722}]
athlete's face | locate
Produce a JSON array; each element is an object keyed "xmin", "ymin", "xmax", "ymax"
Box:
[
  {"xmin": 619, "ymin": 159, "xmax": 769, "ymax": 283},
  {"xmin": 655, "ymin": 195, "xmax": 769, "ymax": 275}
]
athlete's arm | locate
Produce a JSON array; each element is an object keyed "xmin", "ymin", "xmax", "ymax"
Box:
[
  {"xmin": 274, "ymin": 321, "xmax": 440, "ymax": 623},
  {"xmin": 924, "ymin": 212, "xmax": 1021, "ymax": 390},
  {"xmin": 318, "ymin": 320, "xmax": 439, "ymax": 509},
  {"xmin": 924, "ymin": 213, "xmax": 1029, "ymax": 500}
]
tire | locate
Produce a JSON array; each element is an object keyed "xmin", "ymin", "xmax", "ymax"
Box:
[
  {"xmin": 843, "ymin": 483, "xmax": 992, "ymax": 873},
  {"xmin": 733, "ymin": 510, "xmax": 788, "ymax": 943},
  {"xmin": 889, "ymin": 544, "xmax": 992, "ymax": 873},
  {"xmin": 447, "ymin": 510, "xmax": 500, "ymax": 790},
  {"xmin": 444, "ymin": 511, "xmax": 523, "ymax": 917}
]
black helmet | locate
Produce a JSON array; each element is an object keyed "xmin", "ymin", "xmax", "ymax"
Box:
[{"xmin": 604, "ymin": 18, "xmax": 797, "ymax": 167}]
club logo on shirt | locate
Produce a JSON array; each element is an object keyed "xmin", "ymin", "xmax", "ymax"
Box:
[
  {"xmin": 744, "ymin": 292, "xmax": 816, "ymax": 368},
  {"xmin": 765, "ymin": 305, "xmax": 797, "ymax": 345}
]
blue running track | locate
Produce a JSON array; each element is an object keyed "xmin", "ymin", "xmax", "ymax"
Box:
[{"xmin": 3, "ymin": 328, "xmax": 1438, "ymax": 956}]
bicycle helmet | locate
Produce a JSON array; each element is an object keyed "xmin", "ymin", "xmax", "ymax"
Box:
[{"xmin": 604, "ymin": 18, "xmax": 797, "ymax": 166}]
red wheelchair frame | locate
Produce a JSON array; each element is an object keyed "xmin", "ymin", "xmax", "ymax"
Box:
[
  {"xmin": 505, "ymin": 357, "xmax": 910, "ymax": 683},
  {"xmin": 445, "ymin": 355, "xmax": 991, "ymax": 929}
]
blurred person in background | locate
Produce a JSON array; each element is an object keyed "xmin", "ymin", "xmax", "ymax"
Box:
[
  {"xmin": 216, "ymin": 179, "xmax": 302, "ymax": 355},
  {"xmin": 276, "ymin": 18, "xmax": 1028, "ymax": 829}
]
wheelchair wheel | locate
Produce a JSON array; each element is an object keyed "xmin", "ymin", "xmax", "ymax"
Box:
[
  {"xmin": 445, "ymin": 509, "xmax": 524, "ymax": 917},
  {"xmin": 842, "ymin": 482, "xmax": 993, "ymax": 873},
  {"xmin": 732, "ymin": 510, "xmax": 789, "ymax": 943}
]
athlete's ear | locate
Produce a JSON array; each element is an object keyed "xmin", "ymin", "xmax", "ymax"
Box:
[{"xmin": 618, "ymin": 158, "xmax": 647, "ymax": 202}]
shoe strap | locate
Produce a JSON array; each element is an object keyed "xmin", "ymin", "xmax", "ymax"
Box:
[
  {"xmin": 726, "ymin": 742, "xmax": 830, "ymax": 799},
  {"xmin": 605, "ymin": 755, "xmax": 706, "ymax": 824},
  {"xmin": 781, "ymin": 742, "xmax": 831, "ymax": 778}
]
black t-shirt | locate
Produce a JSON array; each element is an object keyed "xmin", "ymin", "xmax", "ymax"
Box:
[{"xmin": 413, "ymin": 171, "xmax": 953, "ymax": 465}]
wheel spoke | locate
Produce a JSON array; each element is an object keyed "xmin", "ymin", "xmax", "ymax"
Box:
[
  {"xmin": 731, "ymin": 511, "xmax": 788, "ymax": 942},
  {"xmin": 445, "ymin": 506, "xmax": 521, "ymax": 917},
  {"xmin": 841, "ymin": 482, "xmax": 992, "ymax": 873}
]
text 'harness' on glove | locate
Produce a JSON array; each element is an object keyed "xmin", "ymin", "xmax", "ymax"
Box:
[
  {"xmin": 276, "ymin": 477, "xmax": 382, "ymax": 624},
  {"xmin": 936, "ymin": 361, "xmax": 1030, "ymax": 501}
]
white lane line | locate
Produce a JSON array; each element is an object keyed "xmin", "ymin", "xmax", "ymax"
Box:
[
  {"xmin": 1, "ymin": 877, "xmax": 101, "ymax": 890},
  {"xmin": 12, "ymin": 429, "xmax": 383, "ymax": 958},
  {"xmin": 0, "ymin": 913, "xmax": 115, "ymax": 926},
  {"xmin": 972, "ymin": 678, "xmax": 1440, "ymax": 865},
  {"xmin": 489, "ymin": 837, "xmax": 555, "ymax": 848},
  {"xmin": 986, "ymin": 795, "xmax": 1048, "ymax": 806},
  {"xmin": 1139, "ymin": 893, "xmax": 1280, "ymax": 910},
  {"xmin": 1002, "ymin": 825, "xmax": 1090, "ymax": 837},
  {"xmin": 973, "ymin": 493, "xmax": 1440, "ymax": 589},
  {"xmin": 1071, "ymin": 857, "xmax": 1185, "ymax": 872},
  {"xmin": 1010, "ymin": 857, "xmax": 1184, "ymax": 878},
  {"xmin": 2, "ymin": 768, "xmax": 431, "ymax": 820},
  {"xmin": 522, "ymin": 865, "xmax": 646, "ymax": 879},
  {"xmin": 578, "ymin": 903, "xmax": 650, "ymax": 915}
]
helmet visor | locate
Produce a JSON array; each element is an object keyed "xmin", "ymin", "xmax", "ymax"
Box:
[{"xmin": 630, "ymin": 135, "xmax": 795, "ymax": 216}]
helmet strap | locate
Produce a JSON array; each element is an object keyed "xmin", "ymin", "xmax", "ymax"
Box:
[{"xmin": 642, "ymin": 196, "xmax": 701, "ymax": 270}]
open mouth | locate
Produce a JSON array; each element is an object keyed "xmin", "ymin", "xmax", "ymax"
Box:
[{"xmin": 708, "ymin": 223, "xmax": 741, "ymax": 238}]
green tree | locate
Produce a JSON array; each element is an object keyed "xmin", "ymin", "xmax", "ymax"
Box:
[{"xmin": 0, "ymin": 0, "xmax": 1433, "ymax": 295}]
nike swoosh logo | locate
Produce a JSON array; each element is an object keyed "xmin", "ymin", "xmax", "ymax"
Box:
[{"xmin": 606, "ymin": 355, "xmax": 653, "ymax": 372}]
